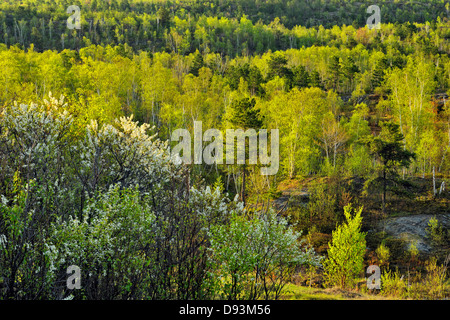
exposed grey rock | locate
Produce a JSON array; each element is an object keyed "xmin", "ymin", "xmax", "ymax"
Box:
[{"xmin": 376, "ymin": 214, "xmax": 450, "ymax": 253}]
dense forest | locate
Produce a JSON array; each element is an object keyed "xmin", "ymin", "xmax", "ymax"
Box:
[
  {"xmin": 0, "ymin": 0, "xmax": 449, "ymax": 300},
  {"xmin": 1, "ymin": 0, "xmax": 450, "ymax": 54}
]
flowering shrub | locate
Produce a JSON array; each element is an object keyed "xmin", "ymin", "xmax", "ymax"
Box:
[
  {"xmin": 209, "ymin": 209, "xmax": 321, "ymax": 299},
  {"xmin": 48, "ymin": 184, "xmax": 154, "ymax": 299},
  {"xmin": 0, "ymin": 97, "xmax": 322, "ymax": 300}
]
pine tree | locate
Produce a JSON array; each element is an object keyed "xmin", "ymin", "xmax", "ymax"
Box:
[
  {"xmin": 341, "ymin": 56, "xmax": 359, "ymax": 93},
  {"xmin": 327, "ymin": 55, "xmax": 342, "ymax": 91},
  {"xmin": 247, "ymin": 66, "xmax": 264, "ymax": 96},
  {"xmin": 292, "ymin": 65, "xmax": 310, "ymax": 89},
  {"xmin": 190, "ymin": 50, "xmax": 204, "ymax": 76},
  {"xmin": 228, "ymin": 97, "xmax": 263, "ymax": 206},
  {"xmin": 157, "ymin": 6, "xmax": 171, "ymax": 27},
  {"xmin": 309, "ymin": 70, "xmax": 323, "ymax": 89},
  {"xmin": 371, "ymin": 58, "xmax": 387, "ymax": 89},
  {"xmin": 364, "ymin": 122, "xmax": 416, "ymax": 214},
  {"xmin": 229, "ymin": 97, "xmax": 263, "ymax": 130},
  {"xmin": 266, "ymin": 53, "xmax": 293, "ymax": 85}
]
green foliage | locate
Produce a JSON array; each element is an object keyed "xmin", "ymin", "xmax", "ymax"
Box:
[
  {"xmin": 426, "ymin": 216, "xmax": 447, "ymax": 246},
  {"xmin": 0, "ymin": 21, "xmax": 449, "ymax": 186},
  {"xmin": 327, "ymin": 56, "xmax": 342, "ymax": 91},
  {"xmin": 323, "ymin": 204, "xmax": 366, "ymax": 289},
  {"xmin": 1, "ymin": 0, "xmax": 450, "ymax": 301},
  {"xmin": 423, "ymin": 257, "xmax": 448, "ymax": 299},
  {"xmin": 0, "ymin": 101, "xmax": 239, "ymax": 300},
  {"xmin": 1, "ymin": 0, "xmax": 447, "ymax": 55},
  {"xmin": 208, "ymin": 209, "xmax": 321, "ymax": 300},
  {"xmin": 268, "ymin": 186, "xmax": 282, "ymax": 200},
  {"xmin": 228, "ymin": 97, "xmax": 263, "ymax": 130},
  {"xmin": 381, "ymin": 257, "xmax": 450, "ymax": 299},
  {"xmin": 267, "ymin": 53, "xmax": 293, "ymax": 85},
  {"xmin": 407, "ymin": 241, "xmax": 419, "ymax": 262},
  {"xmin": 363, "ymin": 121, "xmax": 416, "ymax": 213},
  {"xmin": 380, "ymin": 268, "xmax": 407, "ymax": 298},
  {"xmin": 300, "ymin": 182, "xmax": 337, "ymax": 233},
  {"xmin": 371, "ymin": 57, "xmax": 388, "ymax": 89},
  {"xmin": 189, "ymin": 50, "xmax": 204, "ymax": 76},
  {"xmin": 375, "ymin": 242, "xmax": 391, "ymax": 268},
  {"xmin": 292, "ymin": 65, "xmax": 309, "ymax": 89},
  {"xmin": 365, "ymin": 122, "xmax": 416, "ymax": 171},
  {"xmin": 50, "ymin": 184, "xmax": 156, "ymax": 300}
]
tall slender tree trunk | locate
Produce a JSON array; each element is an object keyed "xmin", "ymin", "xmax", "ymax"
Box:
[
  {"xmin": 382, "ymin": 168, "xmax": 386, "ymax": 215},
  {"xmin": 433, "ymin": 166, "xmax": 436, "ymax": 197},
  {"xmin": 242, "ymin": 163, "xmax": 246, "ymax": 207}
]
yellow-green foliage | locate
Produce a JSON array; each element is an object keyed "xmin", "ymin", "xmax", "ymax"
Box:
[
  {"xmin": 323, "ymin": 204, "xmax": 366, "ymax": 289},
  {"xmin": 380, "ymin": 269, "xmax": 407, "ymax": 298},
  {"xmin": 376, "ymin": 242, "xmax": 390, "ymax": 268}
]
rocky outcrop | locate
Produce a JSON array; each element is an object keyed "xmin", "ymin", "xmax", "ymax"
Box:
[{"xmin": 376, "ymin": 214, "xmax": 450, "ymax": 253}]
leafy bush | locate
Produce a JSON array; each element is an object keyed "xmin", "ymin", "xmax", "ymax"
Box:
[
  {"xmin": 375, "ymin": 242, "xmax": 391, "ymax": 268},
  {"xmin": 0, "ymin": 177, "xmax": 59, "ymax": 299},
  {"xmin": 380, "ymin": 269, "xmax": 407, "ymax": 298},
  {"xmin": 0, "ymin": 100, "xmax": 245, "ymax": 300},
  {"xmin": 426, "ymin": 216, "xmax": 447, "ymax": 246},
  {"xmin": 49, "ymin": 184, "xmax": 156, "ymax": 300},
  {"xmin": 209, "ymin": 209, "xmax": 321, "ymax": 299},
  {"xmin": 323, "ymin": 204, "xmax": 366, "ymax": 289},
  {"xmin": 423, "ymin": 257, "xmax": 448, "ymax": 299}
]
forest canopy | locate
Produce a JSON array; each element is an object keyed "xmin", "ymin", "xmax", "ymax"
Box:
[{"xmin": 0, "ymin": 0, "xmax": 449, "ymax": 301}]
